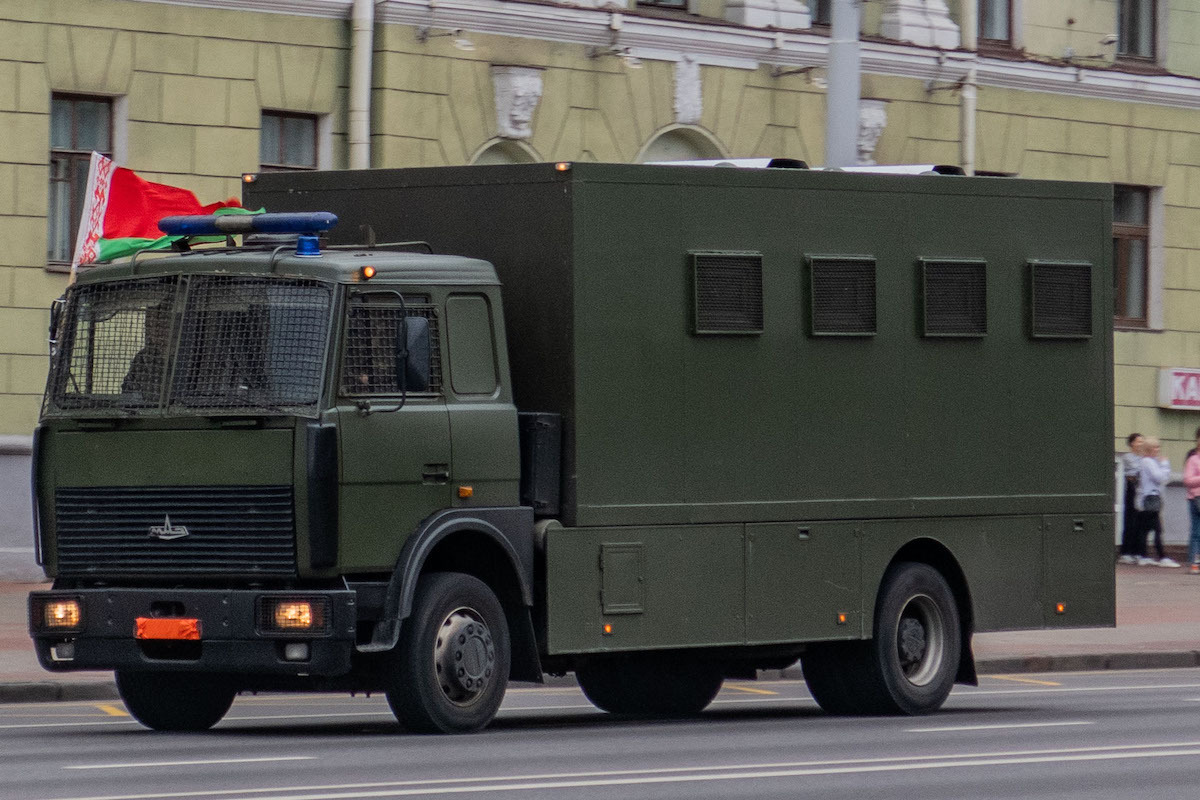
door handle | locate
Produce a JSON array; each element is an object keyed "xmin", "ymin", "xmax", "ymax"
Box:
[{"xmin": 422, "ymin": 464, "xmax": 450, "ymax": 484}]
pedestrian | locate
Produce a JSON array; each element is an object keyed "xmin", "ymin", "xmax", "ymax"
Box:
[
  {"xmin": 1135, "ymin": 437, "xmax": 1180, "ymax": 567},
  {"xmin": 1183, "ymin": 427, "xmax": 1200, "ymax": 574},
  {"xmin": 1118, "ymin": 432, "xmax": 1144, "ymax": 565}
]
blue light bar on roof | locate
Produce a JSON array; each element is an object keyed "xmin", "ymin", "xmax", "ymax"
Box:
[{"xmin": 158, "ymin": 211, "xmax": 338, "ymax": 237}]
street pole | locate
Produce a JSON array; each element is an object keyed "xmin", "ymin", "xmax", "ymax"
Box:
[{"xmin": 825, "ymin": 0, "xmax": 862, "ymax": 168}]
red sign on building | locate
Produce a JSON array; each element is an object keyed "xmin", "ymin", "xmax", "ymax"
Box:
[{"xmin": 1158, "ymin": 368, "xmax": 1200, "ymax": 409}]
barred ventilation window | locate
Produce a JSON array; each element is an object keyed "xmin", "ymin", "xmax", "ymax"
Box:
[
  {"xmin": 922, "ymin": 260, "xmax": 987, "ymax": 337},
  {"xmin": 1030, "ymin": 261, "xmax": 1092, "ymax": 339},
  {"xmin": 691, "ymin": 252, "xmax": 764, "ymax": 335},
  {"xmin": 809, "ymin": 256, "xmax": 876, "ymax": 336},
  {"xmin": 342, "ymin": 298, "xmax": 442, "ymax": 395}
]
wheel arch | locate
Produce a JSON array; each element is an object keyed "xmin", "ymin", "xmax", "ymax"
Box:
[
  {"xmin": 365, "ymin": 508, "xmax": 542, "ymax": 681},
  {"xmin": 882, "ymin": 538, "xmax": 978, "ymax": 686}
]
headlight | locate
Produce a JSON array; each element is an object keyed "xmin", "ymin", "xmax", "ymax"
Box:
[
  {"xmin": 32, "ymin": 596, "xmax": 84, "ymax": 633},
  {"xmin": 257, "ymin": 597, "xmax": 329, "ymax": 635}
]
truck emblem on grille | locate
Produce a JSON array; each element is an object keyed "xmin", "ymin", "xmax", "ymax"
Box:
[{"xmin": 148, "ymin": 515, "xmax": 190, "ymax": 541}]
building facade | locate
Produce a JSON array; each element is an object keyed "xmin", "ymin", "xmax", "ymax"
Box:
[{"xmin": 2, "ymin": 0, "xmax": 1200, "ymax": 569}]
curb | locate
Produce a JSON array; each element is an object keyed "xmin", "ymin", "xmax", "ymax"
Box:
[{"xmin": 6, "ymin": 650, "xmax": 1200, "ymax": 704}]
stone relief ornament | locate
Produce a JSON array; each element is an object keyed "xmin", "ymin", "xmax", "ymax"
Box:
[
  {"xmin": 675, "ymin": 56, "xmax": 702, "ymax": 125},
  {"xmin": 857, "ymin": 99, "xmax": 889, "ymax": 165},
  {"xmin": 492, "ymin": 66, "xmax": 544, "ymax": 140}
]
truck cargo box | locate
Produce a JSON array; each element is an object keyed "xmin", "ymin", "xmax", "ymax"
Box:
[{"xmin": 247, "ymin": 163, "xmax": 1113, "ymax": 530}]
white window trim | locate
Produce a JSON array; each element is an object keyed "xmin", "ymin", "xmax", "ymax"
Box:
[
  {"xmin": 317, "ymin": 113, "xmax": 333, "ymax": 170},
  {"xmin": 1147, "ymin": 185, "xmax": 1165, "ymax": 330}
]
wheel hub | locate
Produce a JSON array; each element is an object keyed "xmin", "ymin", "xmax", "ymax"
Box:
[
  {"xmin": 433, "ymin": 608, "xmax": 495, "ymax": 705},
  {"xmin": 895, "ymin": 594, "xmax": 944, "ymax": 687}
]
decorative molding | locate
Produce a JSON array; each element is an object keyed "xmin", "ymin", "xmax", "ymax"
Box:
[
  {"xmin": 880, "ymin": 0, "xmax": 959, "ymax": 50},
  {"xmin": 491, "ymin": 65, "xmax": 543, "ymax": 140},
  {"xmin": 724, "ymin": 0, "xmax": 811, "ymax": 31},
  {"xmin": 674, "ymin": 56, "xmax": 702, "ymax": 125},
  {"xmin": 857, "ymin": 98, "xmax": 888, "ymax": 165},
  {"xmin": 127, "ymin": 0, "xmax": 1200, "ymax": 111}
]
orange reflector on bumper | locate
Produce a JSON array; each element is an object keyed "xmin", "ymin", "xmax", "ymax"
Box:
[{"xmin": 135, "ymin": 618, "xmax": 201, "ymax": 640}]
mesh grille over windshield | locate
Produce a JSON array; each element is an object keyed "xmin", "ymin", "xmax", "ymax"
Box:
[{"xmin": 45, "ymin": 275, "xmax": 332, "ymax": 417}]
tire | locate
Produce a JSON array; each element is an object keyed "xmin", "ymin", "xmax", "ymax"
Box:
[
  {"xmin": 115, "ymin": 671, "xmax": 236, "ymax": 731},
  {"xmin": 804, "ymin": 562, "xmax": 961, "ymax": 716},
  {"xmin": 385, "ymin": 572, "xmax": 511, "ymax": 734},
  {"xmin": 576, "ymin": 655, "xmax": 723, "ymax": 717}
]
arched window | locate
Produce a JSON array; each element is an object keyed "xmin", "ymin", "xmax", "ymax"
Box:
[
  {"xmin": 471, "ymin": 140, "xmax": 539, "ymax": 165},
  {"xmin": 637, "ymin": 127, "xmax": 725, "ymax": 163}
]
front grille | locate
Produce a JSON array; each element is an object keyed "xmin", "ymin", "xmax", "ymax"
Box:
[{"xmin": 55, "ymin": 486, "xmax": 297, "ymax": 577}]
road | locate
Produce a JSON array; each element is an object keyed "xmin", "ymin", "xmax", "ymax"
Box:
[{"xmin": 3, "ymin": 668, "xmax": 1199, "ymax": 800}]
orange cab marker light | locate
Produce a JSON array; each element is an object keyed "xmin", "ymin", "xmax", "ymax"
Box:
[
  {"xmin": 361, "ymin": 265, "xmax": 376, "ymax": 280},
  {"xmin": 602, "ymin": 623, "xmax": 613, "ymax": 635},
  {"xmin": 242, "ymin": 173, "xmax": 258, "ymax": 183},
  {"xmin": 458, "ymin": 485, "xmax": 474, "ymax": 499},
  {"xmin": 1055, "ymin": 603, "xmax": 1066, "ymax": 615},
  {"xmin": 836, "ymin": 612, "xmax": 848, "ymax": 625},
  {"xmin": 135, "ymin": 617, "xmax": 201, "ymax": 640},
  {"xmin": 555, "ymin": 162, "xmax": 571, "ymax": 172}
]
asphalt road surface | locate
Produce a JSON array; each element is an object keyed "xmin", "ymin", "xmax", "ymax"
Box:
[{"xmin": 3, "ymin": 668, "xmax": 1200, "ymax": 800}]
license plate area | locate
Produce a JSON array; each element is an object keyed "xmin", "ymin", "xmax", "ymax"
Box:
[{"xmin": 135, "ymin": 617, "xmax": 201, "ymax": 640}]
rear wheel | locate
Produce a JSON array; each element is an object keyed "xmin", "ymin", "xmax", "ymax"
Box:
[
  {"xmin": 804, "ymin": 561, "xmax": 961, "ymax": 716},
  {"xmin": 576, "ymin": 655, "xmax": 723, "ymax": 716},
  {"xmin": 115, "ymin": 671, "xmax": 236, "ymax": 731},
  {"xmin": 385, "ymin": 572, "xmax": 510, "ymax": 733}
]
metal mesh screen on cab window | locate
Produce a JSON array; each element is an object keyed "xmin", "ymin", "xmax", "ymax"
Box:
[
  {"xmin": 47, "ymin": 277, "xmax": 179, "ymax": 413},
  {"xmin": 341, "ymin": 301, "xmax": 442, "ymax": 395},
  {"xmin": 810, "ymin": 257, "xmax": 877, "ymax": 335},
  {"xmin": 1031, "ymin": 261, "xmax": 1092, "ymax": 338},
  {"xmin": 691, "ymin": 252, "xmax": 764, "ymax": 335},
  {"xmin": 923, "ymin": 260, "xmax": 987, "ymax": 337},
  {"xmin": 170, "ymin": 277, "xmax": 331, "ymax": 413},
  {"xmin": 45, "ymin": 275, "xmax": 332, "ymax": 417}
]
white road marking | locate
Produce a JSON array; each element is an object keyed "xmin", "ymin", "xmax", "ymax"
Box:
[
  {"xmin": 957, "ymin": 682, "xmax": 1200, "ymax": 696},
  {"xmin": 65, "ymin": 757, "xmax": 316, "ymax": 771},
  {"xmin": 908, "ymin": 721, "xmax": 1093, "ymax": 733},
  {"xmin": 38, "ymin": 741, "xmax": 1200, "ymax": 800}
]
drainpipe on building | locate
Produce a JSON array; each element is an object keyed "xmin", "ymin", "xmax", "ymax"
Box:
[
  {"xmin": 349, "ymin": 0, "xmax": 375, "ymax": 170},
  {"xmin": 825, "ymin": 0, "xmax": 862, "ymax": 168},
  {"xmin": 960, "ymin": 0, "xmax": 978, "ymax": 176}
]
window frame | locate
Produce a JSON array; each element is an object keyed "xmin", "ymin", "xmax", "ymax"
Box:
[
  {"xmin": 1117, "ymin": 0, "xmax": 1157, "ymax": 62},
  {"xmin": 1113, "ymin": 184, "xmax": 1151, "ymax": 329},
  {"xmin": 977, "ymin": 0, "xmax": 1013, "ymax": 47},
  {"xmin": 259, "ymin": 110, "xmax": 319, "ymax": 173},
  {"xmin": 810, "ymin": 0, "xmax": 831, "ymax": 26},
  {"xmin": 339, "ymin": 292, "xmax": 442, "ymax": 399},
  {"xmin": 47, "ymin": 93, "xmax": 114, "ymax": 266}
]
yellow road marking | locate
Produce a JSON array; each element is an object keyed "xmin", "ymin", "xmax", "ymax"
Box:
[
  {"xmin": 725, "ymin": 684, "xmax": 779, "ymax": 696},
  {"xmin": 982, "ymin": 675, "xmax": 1061, "ymax": 687},
  {"xmin": 95, "ymin": 704, "xmax": 129, "ymax": 717}
]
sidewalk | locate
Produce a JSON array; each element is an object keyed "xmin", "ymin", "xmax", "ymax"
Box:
[{"xmin": 3, "ymin": 560, "xmax": 1199, "ymax": 704}]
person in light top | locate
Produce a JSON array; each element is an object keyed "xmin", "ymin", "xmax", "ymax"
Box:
[
  {"xmin": 1136, "ymin": 437, "xmax": 1179, "ymax": 568},
  {"xmin": 1181, "ymin": 427, "xmax": 1200, "ymax": 574}
]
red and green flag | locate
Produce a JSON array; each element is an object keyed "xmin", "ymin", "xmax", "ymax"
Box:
[{"xmin": 71, "ymin": 152, "xmax": 256, "ymax": 276}]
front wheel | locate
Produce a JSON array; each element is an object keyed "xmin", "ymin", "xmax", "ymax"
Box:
[
  {"xmin": 115, "ymin": 671, "xmax": 236, "ymax": 731},
  {"xmin": 385, "ymin": 572, "xmax": 511, "ymax": 734}
]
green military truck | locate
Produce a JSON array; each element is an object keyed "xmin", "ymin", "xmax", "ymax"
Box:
[{"xmin": 29, "ymin": 163, "xmax": 1115, "ymax": 733}]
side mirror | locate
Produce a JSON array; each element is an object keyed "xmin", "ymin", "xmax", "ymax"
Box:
[
  {"xmin": 396, "ymin": 316, "xmax": 432, "ymax": 393},
  {"xmin": 48, "ymin": 296, "xmax": 65, "ymax": 359}
]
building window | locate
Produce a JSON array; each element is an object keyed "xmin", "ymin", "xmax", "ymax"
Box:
[
  {"xmin": 811, "ymin": 0, "xmax": 831, "ymax": 25},
  {"xmin": 979, "ymin": 0, "xmax": 1011, "ymax": 43},
  {"xmin": 48, "ymin": 94, "xmax": 112, "ymax": 264},
  {"xmin": 1118, "ymin": 0, "xmax": 1155, "ymax": 59},
  {"xmin": 260, "ymin": 111, "xmax": 317, "ymax": 171},
  {"xmin": 636, "ymin": 0, "xmax": 687, "ymax": 8},
  {"xmin": 1113, "ymin": 185, "xmax": 1150, "ymax": 327}
]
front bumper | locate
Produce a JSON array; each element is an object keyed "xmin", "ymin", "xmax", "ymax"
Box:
[{"xmin": 29, "ymin": 588, "xmax": 357, "ymax": 676}]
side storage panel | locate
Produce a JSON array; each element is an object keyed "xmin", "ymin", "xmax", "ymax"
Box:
[
  {"xmin": 1042, "ymin": 513, "xmax": 1114, "ymax": 628},
  {"xmin": 543, "ymin": 525, "xmax": 745, "ymax": 655}
]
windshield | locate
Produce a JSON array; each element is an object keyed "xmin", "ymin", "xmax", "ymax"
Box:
[{"xmin": 45, "ymin": 275, "xmax": 333, "ymax": 417}]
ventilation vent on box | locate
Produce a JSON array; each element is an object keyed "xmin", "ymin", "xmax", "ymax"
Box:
[
  {"xmin": 810, "ymin": 256, "xmax": 876, "ymax": 335},
  {"xmin": 691, "ymin": 252, "xmax": 764, "ymax": 335},
  {"xmin": 1031, "ymin": 261, "xmax": 1092, "ymax": 339},
  {"xmin": 922, "ymin": 259, "xmax": 987, "ymax": 337}
]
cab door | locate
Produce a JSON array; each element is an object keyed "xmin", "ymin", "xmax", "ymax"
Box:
[{"xmin": 335, "ymin": 291, "xmax": 451, "ymax": 571}]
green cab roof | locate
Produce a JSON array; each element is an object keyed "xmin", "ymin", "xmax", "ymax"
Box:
[{"xmin": 74, "ymin": 245, "xmax": 500, "ymax": 287}]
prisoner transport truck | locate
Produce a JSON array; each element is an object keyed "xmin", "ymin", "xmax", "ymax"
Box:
[{"xmin": 29, "ymin": 163, "xmax": 1115, "ymax": 733}]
